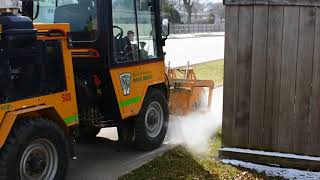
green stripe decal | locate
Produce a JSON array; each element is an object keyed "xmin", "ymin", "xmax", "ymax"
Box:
[
  {"xmin": 64, "ymin": 115, "xmax": 79, "ymax": 124},
  {"xmin": 119, "ymin": 96, "xmax": 142, "ymax": 107}
]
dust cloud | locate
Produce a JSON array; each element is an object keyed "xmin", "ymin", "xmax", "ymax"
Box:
[{"xmin": 166, "ymin": 87, "xmax": 223, "ymax": 154}]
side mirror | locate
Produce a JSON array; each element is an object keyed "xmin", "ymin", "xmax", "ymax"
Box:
[
  {"xmin": 161, "ymin": 19, "xmax": 170, "ymax": 46},
  {"xmin": 162, "ymin": 19, "xmax": 170, "ymax": 37}
]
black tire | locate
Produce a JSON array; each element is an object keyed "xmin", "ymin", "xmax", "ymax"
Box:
[
  {"xmin": 134, "ymin": 88, "xmax": 169, "ymax": 151},
  {"xmin": 0, "ymin": 119, "xmax": 69, "ymax": 180}
]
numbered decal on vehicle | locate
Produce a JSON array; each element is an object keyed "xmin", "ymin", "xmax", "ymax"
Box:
[{"xmin": 62, "ymin": 92, "xmax": 72, "ymax": 102}]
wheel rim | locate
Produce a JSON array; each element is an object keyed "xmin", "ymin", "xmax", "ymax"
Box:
[
  {"xmin": 19, "ymin": 138, "xmax": 58, "ymax": 180},
  {"xmin": 145, "ymin": 101, "xmax": 164, "ymax": 138}
]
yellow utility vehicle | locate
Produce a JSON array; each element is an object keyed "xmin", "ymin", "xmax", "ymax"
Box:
[
  {"xmin": 0, "ymin": 0, "xmax": 214, "ymax": 179},
  {"xmin": 0, "ymin": 0, "xmax": 170, "ymax": 179}
]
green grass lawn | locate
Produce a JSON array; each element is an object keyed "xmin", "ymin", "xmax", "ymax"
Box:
[
  {"xmin": 120, "ymin": 130, "xmax": 281, "ymax": 180},
  {"xmin": 191, "ymin": 60, "xmax": 224, "ymax": 87},
  {"xmin": 174, "ymin": 60, "xmax": 224, "ymax": 87}
]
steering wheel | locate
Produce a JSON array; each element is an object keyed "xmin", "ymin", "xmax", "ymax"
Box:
[{"xmin": 113, "ymin": 26, "xmax": 124, "ymax": 40}]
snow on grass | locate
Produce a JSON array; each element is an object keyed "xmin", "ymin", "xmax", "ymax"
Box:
[
  {"xmin": 221, "ymin": 159, "xmax": 320, "ymax": 180},
  {"xmin": 164, "ymin": 36, "xmax": 225, "ymax": 67},
  {"xmin": 220, "ymin": 148, "xmax": 320, "ymax": 161},
  {"xmin": 169, "ymin": 32, "xmax": 225, "ymax": 39}
]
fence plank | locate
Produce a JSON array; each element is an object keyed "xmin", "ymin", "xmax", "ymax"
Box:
[
  {"xmin": 224, "ymin": 1, "xmax": 320, "ymax": 161},
  {"xmin": 224, "ymin": 0, "xmax": 319, "ymax": 6},
  {"xmin": 222, "ymin": 6, "xmax": 239, "ymax": 147},
  {"xmin": 234, "ymin": 6, "xmax": 254, "ymax": 148},
  {"xmin": 309, "ymin": 8, "xmax": 320, "ymax": 156},
  {"xmin": 278, "ymin": 6, "xmax": 299, "ymax": 153},
  {"xmin": 293, "ymin": 7, "xmax": 315, "ymax": 154},
  {"xmin": 263, "ymin": 6, "xmax": 284, "ymax": 150},
  {"xmin": 249, "ymin": 5, "xmax": 268, "ymax": 149}
]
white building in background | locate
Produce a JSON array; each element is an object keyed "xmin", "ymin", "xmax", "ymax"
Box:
[
  {"xmin": 179, "ymin": 11, "xmax": 209, "ymax": 24},
  {"xmin": 179, "ymin": 11, "xmax": 222, "ymax": 25}
]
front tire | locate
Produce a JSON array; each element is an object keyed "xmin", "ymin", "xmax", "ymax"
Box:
[
  {"xmin": 0, "ymin": 119, "xmax": 69, "ymax": 180},
  {"xmin": 134, "ymin": 89, "xmax": 169, "ymax": 150}
]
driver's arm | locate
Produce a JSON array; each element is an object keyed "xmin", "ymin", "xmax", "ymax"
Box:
[{"xmin": 124, "ymin": 37, "xmax": 132, "ymax": 52}]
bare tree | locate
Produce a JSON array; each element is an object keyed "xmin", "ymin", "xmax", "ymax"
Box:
[
  {"xmin": 161, "ymin": 0, "xmax": 181, "ymax": 23},
  {"xmin": 193, "ymin": 1, "xmax": 205, "ymax": 16},
  {"xmin": 180, "ymin": 0, "xmax": 197, "ymax": 24},
  {"xmin": 207, "ymin": 2, "xmax": 225, "ymax": 19},
  {"xmin": 169, "ymin": 0, "xmax": 183, "ymax": 10}
]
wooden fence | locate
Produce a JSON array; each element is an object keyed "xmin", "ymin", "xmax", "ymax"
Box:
[
  {"xmin": 170, "ymin": 23, "xmax": 225, "ymax": 34},
  {"xmin": 222, "ymin": 1, "xmax": 320, "ymax": 159}
]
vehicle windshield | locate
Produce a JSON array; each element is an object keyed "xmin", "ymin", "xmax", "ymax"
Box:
[{"xmin": 33, "ymin": 0, "xmax": 98, "ymax": 41}]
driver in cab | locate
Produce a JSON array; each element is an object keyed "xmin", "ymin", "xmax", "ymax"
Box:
[
  {"xmin": 122, "ymin": 30, "xmax": 139, "ymax": 60},
  {"xmin": 123, "ymin": 31, "xmax": 134, "ymax": 54}
]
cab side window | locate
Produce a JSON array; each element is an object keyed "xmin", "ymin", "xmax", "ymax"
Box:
[
  {"xmin": 112, "ymin": 0, "xmax": 139, "ymax": 63},
  {"xmin": 136, "ymin": 0, "xmax": 158, "ymax": 59},
  {"xmin": 112, "ymin": 0, "xmax": 158, "ymax": 63}
]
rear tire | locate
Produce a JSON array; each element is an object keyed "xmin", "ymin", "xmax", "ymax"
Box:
[
  {"xmin": 0, "ymin": 119, "xmax": 68, "ymax": 180},
  {"xmin": 134, "ymin": 88, "xmax": 169, "ymax": 151}
]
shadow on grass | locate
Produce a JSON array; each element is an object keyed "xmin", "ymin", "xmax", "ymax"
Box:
[
  {"xmin": 121, "ymin": 128, "xmax": 283, "ymax": 180},
  {"xmin": 121, "ymin": 147, "xmax": 218, "ymax": 180}
]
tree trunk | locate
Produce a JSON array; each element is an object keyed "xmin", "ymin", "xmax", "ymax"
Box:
[
  {"xmin": 183, "ymin": 0, "xmax": 194, "ymax": 24},
  {"xmin": 187, "ymin": 12, "xmax": 192, "ymax": 24}
]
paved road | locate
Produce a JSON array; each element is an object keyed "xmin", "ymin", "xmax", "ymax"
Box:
[{"xmin": 67, "ymin": 87, "xmax": 224, "ymax": 180}]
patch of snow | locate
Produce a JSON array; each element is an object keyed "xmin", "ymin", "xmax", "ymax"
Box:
[
  {"xmin": 170, "ymin": 34, "xmax": 195, "ymax": 38},
  {"xmin": 221, "ymin": 159, "xmax": 320, "ymax": 180},
  {"xmin": 194, "ymin": 32, "xmax": 225, "ymax": 36},
  {"xmin": 220, "ymin": 148, "xmax": 320, "ymax": 162},
  {"xmin": 169, "ymin": 32, "xmax": 225, "ymax": 39},
  {"xmin": 164, "ymin": 36, "xmax": 225, "ymax": 67}
]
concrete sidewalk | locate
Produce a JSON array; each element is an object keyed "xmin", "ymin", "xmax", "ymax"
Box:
[
  {"xmin": 164, "ymin": 36, "xmax": 225, "ymax": 67},
  {"xmin": 67, "ymin": 132, "xmax": 173, "ymax": 180}
]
